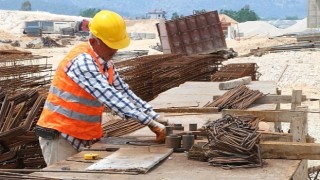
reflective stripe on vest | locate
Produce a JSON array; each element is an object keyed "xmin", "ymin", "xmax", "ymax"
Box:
[
  {"xmin": 49, "ymin": 86, "xmax": 102, "ymax": 108},
  {"xmin": 37, "ymin": 42, "xmax": 109, "ymax": 140},
  {"xmin": 44, "ymin": 101, "xmax": 101, "ymax": 123}
]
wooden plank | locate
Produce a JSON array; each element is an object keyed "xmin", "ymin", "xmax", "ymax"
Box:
[
  {"xmin": 32, "ymin": 153, "xmax": 301, "ymax": 180},
  {"xmin": 256, "ymin": 95, "xmax": 306, "ymax": 104},
  {"xmin": 292, "ymin": 160, "xmax": 308, "ymax": 180},
  {"xmin": 261, "ymin": 141, "xmax": 320, "ymax": 160},
  {"xmin": 86, "ymin": 146, "xmax": 173, "ymax": 173},
  {"xmin": 218, "ymin": 76, "xmax": 252, "ymax": 90},
  {"xmin": 150, "ymin": 81, "xmax": 277, "ymax": 109},
  {"xmin": 154, "ymin": 107, "xmax": 219, "ymax": 113},
  {"xmin": 222, "ymin": 109, "xmax": 306, "ymax": 122},
  {"xmin": 260, "ymin": 132, "xmax": 315, "ymax": 143},
  {"xmin": 212, "ymin": 95, "xmax": 307, "ymax": 104}
]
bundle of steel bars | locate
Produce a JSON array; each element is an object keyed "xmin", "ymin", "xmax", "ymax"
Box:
[
  {"xmin": 203, "ymin": 114, "xmax": 263, "ymax": 168},
  {"xmin": 211, "ymin": 63, "xmax": 261, "ymax": 81},
  {"xmin": 205, "ymin": 85, "xmax": 264, "ymax": 111},
  {"xmin": 102, "ymin": 118, "xmax": 144, "ymax": 137},
  {"xmin": 0, "ymin": 49, "xmax": 52, "ymax": 95},
  {"xmin": 0, "ymin": 88, "xmax": 46, "ymax": 169},
  {"xmin": 115, "ymin": 53, "xmax": 224, "ymax": 101}
]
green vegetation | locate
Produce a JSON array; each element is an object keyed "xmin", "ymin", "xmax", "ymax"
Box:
[
  {"xmin": 171, "ymin": 12, "xmax": 184, "ymax": 20},
  {"xmin": 20, "ymin": 0, "xmax": 31, "ymax": 11},
  {"xmin": 220, "ymin": 5, "xmax": 259, "ymax": 22},
  {"xmin": 80, "ymin": 8, "xmax": 101, "ymax": 18},
  {"xmin": 193, "ymin": 9, "xmax": 206, "ymax": 14},
  {"xmin": 285, "ymin": 16, "xmax": 299, "ymax": 20}
]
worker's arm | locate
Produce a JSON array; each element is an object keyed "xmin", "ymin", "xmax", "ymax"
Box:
[
  {"xmin": 112, "ymin": 66, "xmax": 159, "ymax": 120},
  {"xmin": 66, "ymin": 53, "xmax": 152, "ymax": 125}
]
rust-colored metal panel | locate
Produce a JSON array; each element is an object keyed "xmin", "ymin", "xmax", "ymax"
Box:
[{"xmin": 157, "ymin": 11, "xmax": 227, "ymax": 55}]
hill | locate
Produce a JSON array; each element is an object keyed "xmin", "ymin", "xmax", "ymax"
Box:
[{"xmin": 2, "ymin": 0, "xmax": 306, "ymax": 19}]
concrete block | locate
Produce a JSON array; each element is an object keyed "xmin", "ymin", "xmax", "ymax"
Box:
[{"xmin": 218, "ymin": 76, "xmax": 252, "ymax": 90}]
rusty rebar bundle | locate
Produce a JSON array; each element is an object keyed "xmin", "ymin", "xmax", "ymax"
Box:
[
  {"xmin": 211, "ymin": 63, "xmax": 261, "ymax": 81},
  {"xmin": 115, "ymin": 54, "xmax": 224, "ymax": 101},
  {"xmin": 0, "ymin": 88, "xmax": 46, "ymax": 169},
  {"xmin": 0, "ymin": 49, "xmax": 52, "ymax": 95},
  {"xmin": 205, "ymin": 85, "xmax": 264, "ymax": 111},
  {"xmin": 203, "ymin": 114, "xmax": 263, "ymax": 168},
  {"xmin": 102, "ymin": 118, "xmax": 144, "ymax": 137}
]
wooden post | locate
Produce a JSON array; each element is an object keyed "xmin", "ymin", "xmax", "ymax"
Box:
[
  {"xmin": 290, "ymin": 90, "xmax": 302, "ymax": 133},
  {"xmin": 291, "ymin": 116, "xmax": 306, "ymax": 143},
  {"xmin": 294, "ymin": 105, "xmax": 308, "ymax": 180},
  {"xmin": 274, "ymin": 88, "xmax": 282, "ymax": 132},
  {"xmin": 291, "ymin": 90, "xmax": 302, "ymax": 111}
]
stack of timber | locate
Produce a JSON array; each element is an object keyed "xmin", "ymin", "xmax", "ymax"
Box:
[
  {"xmin": 0, "ymin": 88, "xmax": 46, "ymax": 169},
  {"xmin": 211, "ymin": 63, "xmax": 260, "ymax": 81},
  {"xmin": 243, "ymin": 42, "xmax": 320, "ymax": 57},
  {"xmin": 296, "ymin": 32, "xmax": 320, "ymax": 42}
]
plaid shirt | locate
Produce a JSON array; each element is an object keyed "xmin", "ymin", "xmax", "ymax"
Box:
[{"xmin": 62, "ymin": 42, "xmax": 159, "ymax": 150}]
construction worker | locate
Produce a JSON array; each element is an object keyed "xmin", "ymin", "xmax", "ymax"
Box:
[{"xmin": 35, "ymin": 10, "xmax": 165, "ymax": 166}]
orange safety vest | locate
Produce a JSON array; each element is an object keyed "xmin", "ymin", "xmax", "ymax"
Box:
[{"xmin": 37, "ymin": 42, "xmax": 113, "ymax": 140}]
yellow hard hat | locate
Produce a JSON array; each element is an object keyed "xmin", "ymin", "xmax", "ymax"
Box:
[{"xmin": 89, "ymin": 10, "xmax": 130, "ymax": 49}]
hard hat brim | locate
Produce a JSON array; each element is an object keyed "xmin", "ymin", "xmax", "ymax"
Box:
[{"xmin": 102, "ymin": 33, "xmax": 130, "ymax": 50}]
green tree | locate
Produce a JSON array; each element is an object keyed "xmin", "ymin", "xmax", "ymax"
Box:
[
  {"xmin": 20, "ymin": 0, "xmax": 31, "ymax": 11},
  {"xmin": 219, "ymin": 5, "xmax": 259, "ymax": 23},
  {"xmin": 193, "ymin": 9, "xmax": 206, "ymax": 14},
  {"xmin": 80, "ymin": 8, "xmax": 101, "ymax": 18},
  {"xmin": 285, "ymin": 16, "xmax": 299, "ymax": 20},
  {"xmin": 237, "ymin": 5, "xmax": 259, "ymax": 22},
  {"xmin": 171, "ymin": 12, "xmax": 179, "ymax": 20},
  {"xmin": 219, "ymin": 9, "xmax": 238, "ymax": 20},
  {"xmin": 171, "ymin": 12, "xmax": 184, "ymax": 20}
]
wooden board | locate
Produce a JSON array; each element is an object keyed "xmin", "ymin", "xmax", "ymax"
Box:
[
  {"xmin": 261, "ymin": 141, "xmax": 320, "ymax": 160},
  {"xmin": 86, "ymin": 146, "xmax": 173, "ymax": 173},
  {"xmin": 213, "ymin": 95, "xmax": 307, "ymax": 104},
  {"xmin": 260, "ymin": 132, "xmax": 315, "ymax": 143},
  {"xmin": 222, "ymin": 109, "xmax": 306, "ymax": 123},
  {"xmin": 154, "ymin": 107, "xmax": 219, "ymax": 113},
  {"xmin": 149, "ymin": 81, "xmax": 277, "ymax": 109},
  {"xmin": 32, "ymin": 153, "xmax": 301, "ymax": 180}
]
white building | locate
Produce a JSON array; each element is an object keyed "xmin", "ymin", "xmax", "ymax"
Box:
[{"xmin": 147, "ymin": 9, "xmax": 166, "ymax": 19}]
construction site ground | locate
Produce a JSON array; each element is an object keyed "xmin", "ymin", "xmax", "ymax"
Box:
[
  {"xmin": 32, "ymin": 143, "xmax": 301, "ymax": 180},
  {"xmin": 1, "ymin": 10, "xmax": 320, "ymax": 179},
  {"xmin": 31, "ymin": 81, "xmax": 305, "ymax": 180}
]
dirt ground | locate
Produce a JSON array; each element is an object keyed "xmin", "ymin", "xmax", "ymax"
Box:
[{"xmin": 1, "ymin": 10, "xmax": 320, "ymax": 170}]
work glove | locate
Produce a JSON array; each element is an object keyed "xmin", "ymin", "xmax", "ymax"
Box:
[{"xmin": 148, "ymin": 120, "xmax": 166, "ymax": 143}]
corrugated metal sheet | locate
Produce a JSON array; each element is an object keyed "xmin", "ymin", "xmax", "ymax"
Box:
[{"xmin": 157, "ymin": 11, "xmax": 227, "ymax": 55}]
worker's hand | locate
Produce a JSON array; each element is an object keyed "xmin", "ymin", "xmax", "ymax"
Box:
[{"xmin": 148, "ymin": 120, "xmax": 166, "ymax": 143}]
